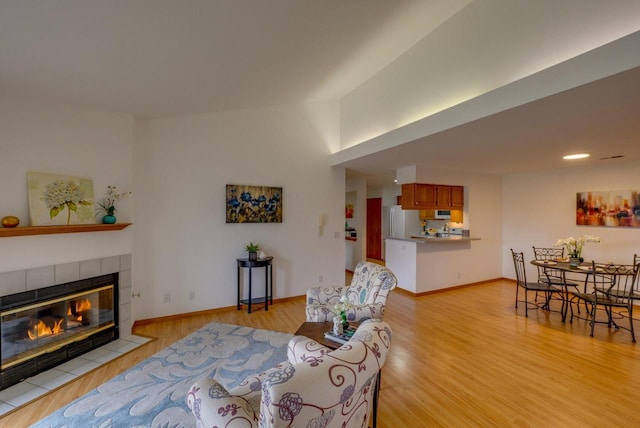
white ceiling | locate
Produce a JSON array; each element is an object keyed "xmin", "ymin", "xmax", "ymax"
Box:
[
  {"xmin": 0, "ymin": 0, "xmax": 466, "ymax": 118},
  {"xmin": 1, "ymin": 0, "xmax": 639, "ymax": 180}
]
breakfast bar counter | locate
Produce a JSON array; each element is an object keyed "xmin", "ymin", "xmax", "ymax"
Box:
[
  {"xmin": 385, "ymin": 236, "xmax": 483, "ymax": 294},
  {"xmin": 410, "ymin": 235, "xmax": 481, "ymax": 243},
  {"xmin": 382, "ymin": 236, "xmax": 480, "ymax": 244}
]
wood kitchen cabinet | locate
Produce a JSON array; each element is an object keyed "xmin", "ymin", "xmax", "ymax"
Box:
[
  {"xmin": 402, "ymin": 183, "xmax": 436, "ymax": 208},
  {"xmin": 436, "ymin": 186, "xmax": 451, "ymax": 206},
  {"xmin": 401, "ymin": 183, "xmax": 464, "ymax": 209},
  {"xmin": 450, "ymin": 186, "xmax": 464, "ymax": 207}
]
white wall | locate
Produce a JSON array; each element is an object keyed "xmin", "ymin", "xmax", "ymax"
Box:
[
  {"xmin": 132, "ymin": 102, "xmax": 345, "ymax": 320},
  {"xmin": 0, "ymin": 98, "xmax": 134, "ymax": 273},
  {"xmin": 503, "ymin": 159, "xmax": 640, "ymax": 281},
  {"xmin": 0, "ymin": 98, "xmax": 346, "ymax": 322}
]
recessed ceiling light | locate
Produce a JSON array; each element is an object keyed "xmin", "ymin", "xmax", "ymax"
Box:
[{"xmin": 563, "ymin": 153, "xmax": 590, "ymax": 160}]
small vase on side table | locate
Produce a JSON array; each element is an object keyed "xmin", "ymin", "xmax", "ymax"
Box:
[{"xmin": 333, "ymin": 316, "xmax": 344, "ymax": 335}]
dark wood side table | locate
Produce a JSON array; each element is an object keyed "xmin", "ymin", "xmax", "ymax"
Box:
[
  {"xmin": 237, "ymin": 256, "xmax": 273, "ymax": 313},
  {"xmin": 295, "ymin": 321, "xmax": 343, "ymax": 349},
  {"xmin": 294, "ymin": 321, "xmax": 382, "ymax": 428}
]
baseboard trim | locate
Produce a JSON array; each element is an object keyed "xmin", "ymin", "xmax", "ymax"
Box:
[
  {"xmin": 397, "ymin": 277, "xmax": 507, "ymax": 298},
  {"xmin": 133, "ymin": 295, "xmax": 306, "ymax": 327},
  {"xmin": 133, "ymin": 279, "xmax": 516, "ymax": 325}
]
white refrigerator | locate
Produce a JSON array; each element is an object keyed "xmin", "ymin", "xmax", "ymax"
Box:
[{"xmin": 383, "ymin": 205, "xmax": 421, "ymax": 239}]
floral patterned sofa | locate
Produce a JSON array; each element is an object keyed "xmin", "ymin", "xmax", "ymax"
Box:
[
  {"xmin": 186, "ymin": 319, "xmax": 392, "ymax": 428},
  {"xmin": 306, "ymin": 261, "xmax": 398, "ymax": 322}
]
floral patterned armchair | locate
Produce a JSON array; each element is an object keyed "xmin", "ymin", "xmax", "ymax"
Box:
[
  {"xmin": 186, "ymin": 319, "xmax": 392, "ymax": 428},
  {"xmin": 305, "ymin": 261, "xmax": 397, "ymax": 322}
]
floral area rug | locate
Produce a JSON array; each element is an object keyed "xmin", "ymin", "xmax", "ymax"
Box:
[{"xmin": 31, "ymin": 322, "xmax": 292, "ymax": 428}]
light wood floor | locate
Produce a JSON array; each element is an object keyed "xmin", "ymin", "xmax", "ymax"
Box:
[{"xmin": 4, "ymin": 279, "xmax": 640, "ymax": 427}]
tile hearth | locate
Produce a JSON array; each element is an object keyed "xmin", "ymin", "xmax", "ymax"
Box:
[{"xmin": 0, "ymin": 334, "xmax": 150, "ymax": 417}]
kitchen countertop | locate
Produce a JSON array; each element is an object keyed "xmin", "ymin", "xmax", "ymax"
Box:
[{"xmin": 385, "ymin": 236, "xmax": 480, "ymax": 243}]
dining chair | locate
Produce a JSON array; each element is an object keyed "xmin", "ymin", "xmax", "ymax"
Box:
[
  {"xmin": 533, "ymin": 246, "xmax": 583, "ymax": 310},
  {"xmin": 532, "ymin": 246, "xmax": 572, "ymax": 285},
  {"xmin": 532, "ymin": 246, "xmax": 574, "ymax": 285},
  {"xmin": 628, "ymin": 254, "xmax": 640, "ymax": 293},
  {"xmin": 511, "ymin": 249, "xmax": 562, "ymax": 317},
  {"xmin": 571, "ymin": 261, "xmax": 640, "ymax": 342},
  {"xmin": 621, "ymin": 253, "xmax": 640, "ymax": 309}
]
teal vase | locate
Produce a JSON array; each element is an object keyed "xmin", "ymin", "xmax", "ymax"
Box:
[{"xmin": 102, "ymin": 215, "xmax": 117, "ymax": 224}]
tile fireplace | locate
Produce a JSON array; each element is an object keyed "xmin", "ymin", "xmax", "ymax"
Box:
[
  {"xmin": 0, "ymin": 273, "xmax": 119, "ymax": 390},
  {"xmin": 0, "ymin": 253, "xmax": 132, "ymax": 392}
]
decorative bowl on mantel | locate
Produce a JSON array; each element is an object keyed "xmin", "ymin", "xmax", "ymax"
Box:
[{"xmin": 1, "ymin": 216, "xmax": 20, "ymax": 228}]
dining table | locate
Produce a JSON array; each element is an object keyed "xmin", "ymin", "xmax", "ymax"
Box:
[{"xmin": 530, "ymin": 259, "xmax": 593, "ymax": 322}]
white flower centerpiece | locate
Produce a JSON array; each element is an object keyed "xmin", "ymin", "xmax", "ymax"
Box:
[
  {"xmin": 97, "ymin": 185, "xmax": 131, "ymax": 224},
  {"xmin": 555, "ymin": 234, "xmax": 601, "ymax": 261},
  {"xmin": 332, "ymin": 295, "xmax": 351, "ymax": 335}
]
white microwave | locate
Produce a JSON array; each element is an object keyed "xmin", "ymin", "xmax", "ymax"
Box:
[{"xmin": 434, "ymin": 210, "xmax": 451, "ymax": 219}]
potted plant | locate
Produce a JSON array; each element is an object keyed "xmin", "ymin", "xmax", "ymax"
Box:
[
  {"xmin": 245, "ymin": 242, "xmax": 260, "ymax": 261},
  {"xmin": 96, "ymin": 185, "xmax": 131, "ymax": 224}
]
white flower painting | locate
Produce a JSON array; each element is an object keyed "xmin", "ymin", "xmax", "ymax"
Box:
[{"xmin": 27, "ymin": 171, "xmax": 95, "ymax": 226}]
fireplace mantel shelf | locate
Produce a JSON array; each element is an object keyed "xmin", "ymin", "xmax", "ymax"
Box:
[{"xmin": 0, "ymin": 223, "xmax": 132, "ymax": 238}]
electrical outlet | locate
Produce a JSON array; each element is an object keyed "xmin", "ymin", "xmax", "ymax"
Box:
[
  {"xmin": 189, "ymin": 291, "xmax": 195, "ymax": 300},
  {"xmin": 319, "ymin": 275, "xmax": 323, "ymax": 283},
  {"xmin": 457, "ymin": 272, "xmax": 461, "ymax": 279},
  {"xmin": 163, "ymin": 293, "xmax": 171, "ymax": 303},
  {"xmin": 334, "ymin": 231, "xmax": 340, "ymax": 239}
]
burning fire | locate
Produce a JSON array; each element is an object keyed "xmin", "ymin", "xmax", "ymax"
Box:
[
  {"xmin": 27, "ymin": 319, "xmax": 64, "ymax": 340},
  {"xmin": 24, "ymin": 299, "xmax": 93, "ymax": 341},
  {"xmin": 68, "ymin": 298, "xmax": 92, "ymax": 321}
]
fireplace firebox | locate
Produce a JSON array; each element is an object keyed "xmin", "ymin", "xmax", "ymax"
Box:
[{"xmin": 0, "ymin": 273, "xmax": 119, "ymax": 390}]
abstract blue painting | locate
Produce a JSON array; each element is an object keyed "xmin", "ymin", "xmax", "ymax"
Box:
[{"xmin": 226, "ymin": 184, "xmax": 283, "ymax": 223}]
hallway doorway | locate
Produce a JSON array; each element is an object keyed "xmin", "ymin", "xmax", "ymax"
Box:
[{"xmin": 366, "ymin": 197, "xmax": 382, "ymax": 260}]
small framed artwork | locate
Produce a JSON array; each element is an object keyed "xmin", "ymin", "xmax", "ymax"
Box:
[
  {"xmin": 345, "ymin": 203, "xmax": 354, "ymax": 218},
  {"xmin": 27, "ymin": 171, "xmax": 95, "ymax": 226},
  {"xmin": 226, "ymin": 184, "xmax": 283, "ymax": 223},
  {"xmin": 576, "ymin": 190, "xmax": 640, "ymax": 227}
]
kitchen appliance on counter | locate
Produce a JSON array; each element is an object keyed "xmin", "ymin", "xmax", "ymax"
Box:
[
  {"xmin": 383, "ymin": 205, "xmax": 421, "ymax": 239},
  {"xmin": 447, "ymin": 227, "xmax": 463, "ymax": 236}
]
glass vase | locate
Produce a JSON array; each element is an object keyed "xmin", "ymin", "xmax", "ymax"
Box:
[
  {"xmin": 333, "ymin": 316, "xmax": 343, "ymax": 335},
  {"xmin": 102, "ymin": 215, "xmax": 116, "ymax": 224}
]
